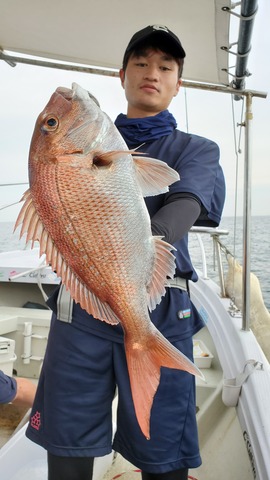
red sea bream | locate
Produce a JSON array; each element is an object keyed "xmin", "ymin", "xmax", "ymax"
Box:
[{"xmin": 15, "ymin": 83, "xmax": 203, "ymax": 438}]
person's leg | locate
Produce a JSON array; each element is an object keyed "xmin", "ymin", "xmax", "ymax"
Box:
[
  {"xmin": 113, "ymin": 336, "xmax": 201, "ymax": 475},
  {"xmin": 141, "ymin": 468, "xmax": 188, "ymax": 480},
  {"xmin": 26, "ymin": 313, "xmax": 116, "ymax": 474},
  {"xmin": 47, "ymin": 453, "xmax": 94, "ymax": 480}
]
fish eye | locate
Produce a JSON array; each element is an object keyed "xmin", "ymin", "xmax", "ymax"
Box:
[{"xmin": 43, "ymin": 116, "xmax": 59, "ymax": 131}]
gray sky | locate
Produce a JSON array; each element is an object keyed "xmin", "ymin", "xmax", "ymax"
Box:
[{"xmin": 0, "ymin": 2, "xmax": 269, "ymax": 223}]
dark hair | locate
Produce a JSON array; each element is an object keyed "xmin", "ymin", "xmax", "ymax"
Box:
[{"xmin": 122, "ymin": 36, "xmax": 184, "ymax": 79}]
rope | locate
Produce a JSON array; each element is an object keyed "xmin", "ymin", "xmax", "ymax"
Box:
[
  {"xmin": 0, "ymin": 182, "xmax": 28, "ymax": 186},
  {"xmin": 184, "ymin": 87, "xmax": 189, "ymax": 133},
  {"xmin": 226, "ymin": 94, "xmax": 246, "ymax": 307},
  {"xmin": 0, "ymin": 200, "xmax": 21, "ymax": 211},
  {"xmin": 112, "ymin": 471, "xmax": 141, "ymax": 479},
  {"xmin": 111, "ymin": 473, "xmax": 198, "ymax": 479},
  {"xmin": 0, "ymin": 182, "xmax": 27, "ymax": 211}
]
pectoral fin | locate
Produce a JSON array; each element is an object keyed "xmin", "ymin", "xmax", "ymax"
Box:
[{"xmin": 133, "ymin": 156, "xmax": 180, "ymax": 196}]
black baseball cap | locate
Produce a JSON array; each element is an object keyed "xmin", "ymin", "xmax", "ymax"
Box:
[{"xmin": 124, "ymin": 25, "xmax": 186, "ymax": 59}]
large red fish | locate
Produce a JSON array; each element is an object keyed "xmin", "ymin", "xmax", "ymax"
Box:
[{"xmin": 15, "ymin": 83, "xmax": 203, "ymax": 439}]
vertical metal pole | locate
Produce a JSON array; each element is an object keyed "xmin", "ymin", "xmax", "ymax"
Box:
[
  {"xmin": 242, "ymin": 92, "xmax": 253, "ymax": 330},
  {"xmin": 213, "ymin": 236, "xmax": 226, "ymax": 298}
]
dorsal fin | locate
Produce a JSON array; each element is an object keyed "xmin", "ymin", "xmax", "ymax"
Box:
[
  {"xmin": 14, "ymin": 191, "xmax": 120, "ymax": 325},
  {"xmin": 147, "ymin": 236, "xmax": 177, "ymax": 311},
  {"xmin": 133, "ymin": 156, "xmax": 180, "ymax": 197}
]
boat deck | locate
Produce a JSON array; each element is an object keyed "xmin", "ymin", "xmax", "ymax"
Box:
[
  {"xmin": 0, "ymin": 404, "xmax": 29, "ymax": 448},
  {"xmin": 0, "ymin": 255, "xmax": 267, "ymax": 479}
]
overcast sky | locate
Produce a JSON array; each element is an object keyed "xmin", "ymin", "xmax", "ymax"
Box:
[{"xmin": 0, "ymin": 1, "xmax": 269, "ymax": 224}]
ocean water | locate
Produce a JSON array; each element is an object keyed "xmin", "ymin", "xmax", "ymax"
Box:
[
  {"xmin": 189, "ymin": 216, "xmax": 270, "ymax": 311},
  {"xmin": 0, "ymin": 216, "xmax": 269, "ymax": 310}
]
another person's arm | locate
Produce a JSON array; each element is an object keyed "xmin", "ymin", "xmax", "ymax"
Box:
[
  {"xmin": 12, "ymin": 377, "xmax": 37, "ymax": 407},
  {"xmin": 0, "ymin": 370, "xmax": 36, "ymax": 407}
]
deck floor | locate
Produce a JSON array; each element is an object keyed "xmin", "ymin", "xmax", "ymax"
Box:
[{"xmin": 0, "ymin": 404, "xmax": 29, "ymax": 448}]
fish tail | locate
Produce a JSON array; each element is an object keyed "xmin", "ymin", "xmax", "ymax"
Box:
[{"xmin": 125, "ymin": 330, "xmax": 204, "ymax": 439}]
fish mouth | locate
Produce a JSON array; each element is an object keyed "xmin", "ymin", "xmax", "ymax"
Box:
[
  {"xmin": 72, "ymin": 83, "xmax": 100, "ymax": 106},
  {"xmin": 55, "ymin": 84, "xmax": 100, "ymax": 108},
  {"xmin": 52, "ymin": 84, "xmax": 109, "ymax": 165},
  {"xmin": 55, "ymin": 86, "xmax": 74, "ymax": 101}
]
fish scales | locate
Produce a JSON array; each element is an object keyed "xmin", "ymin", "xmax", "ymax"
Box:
[
  {"xmin": 15, "ymin": 83, "xmax": 203, "ymax": 439},
  {"xmin": 53, "ymin": 162, "xmax": 151, "ymax": 304}
]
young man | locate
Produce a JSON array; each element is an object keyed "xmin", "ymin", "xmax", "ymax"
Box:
[
  {"xmin": 26, "ymin": 25, "xmax": 225, "ymax": 480},
  {"xmin": 0, "ymin": 369, "xmax": 36, "ymax": 406}
]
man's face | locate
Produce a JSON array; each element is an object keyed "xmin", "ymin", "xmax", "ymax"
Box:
[{"xmin": 119, "ymin": 48, "xmax": 182, "ymax": 118}]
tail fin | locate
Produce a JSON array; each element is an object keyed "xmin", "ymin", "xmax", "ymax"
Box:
[{"xmin": 125, "ymin": 330, "xmax": 204, "ymax": 439}]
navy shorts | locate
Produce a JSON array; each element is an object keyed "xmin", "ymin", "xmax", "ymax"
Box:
[{"xmin": 26, "ymin": 314, "xmax": 201, "ymax": 473}]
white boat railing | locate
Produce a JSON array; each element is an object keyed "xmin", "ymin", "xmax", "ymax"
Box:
[{"xmin": 189, "ymin": 226, "xmax": 230, "ymax": 298}]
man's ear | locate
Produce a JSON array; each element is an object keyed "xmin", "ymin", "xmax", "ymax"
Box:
[
  {"xmin": 119, "ymin": 68, "xmax": 125, "ymax": 88},
  {"xmin": 174, "ymin": 79, "xmax": 182, "ymax": 97}
]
